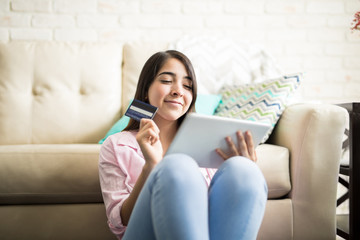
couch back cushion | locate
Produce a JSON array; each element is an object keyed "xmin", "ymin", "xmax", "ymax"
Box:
[{"xmin": 0, "ymin": 42, "xmax": 123, "ymax": 144}]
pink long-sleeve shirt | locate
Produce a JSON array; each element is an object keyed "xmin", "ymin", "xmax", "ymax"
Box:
[{"xmin": 98, "ymin": 131, "xmax": 217, "ymax": 239}]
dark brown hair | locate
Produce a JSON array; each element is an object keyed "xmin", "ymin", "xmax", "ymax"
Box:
[{"xmin": 124, "ymin": 50, "xmax": 197, "ymax": 131}]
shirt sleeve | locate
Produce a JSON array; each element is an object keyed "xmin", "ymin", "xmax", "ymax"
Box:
[{"xmin": 98, "ymin": 132, "xmax": 144, "ymax": 239}]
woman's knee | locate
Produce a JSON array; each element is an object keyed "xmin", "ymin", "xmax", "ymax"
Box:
[
  {"xmin": 214, "ymin": 157, "xmax": 268, "ymax": 196},
  {"xmin": 156, "ymin": 153, "xmax": 203, "ymax": 187},
  {"xmin": 161, "ymin": 153, "xmax": 198, "ymax": 169}
]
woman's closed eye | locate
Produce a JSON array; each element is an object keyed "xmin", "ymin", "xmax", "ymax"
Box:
[
  {"xmin": 160, "ymin": 79, "xmax": 192, "ymax": 90},
  {"xmin": 183, "ymin": 84, "xmax": 192, "ymax": 90},
  {"xmin": 160, "ymin": 80, "xmax": 172, "ymax": 84}
]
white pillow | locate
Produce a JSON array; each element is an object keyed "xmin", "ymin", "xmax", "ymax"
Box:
[{"xmin": 169, "ymin": 35, "xmax": 283, "ymax": 94}]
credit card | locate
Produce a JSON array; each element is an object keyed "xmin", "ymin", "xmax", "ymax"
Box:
[{"xmin": 125, "ymin": 99, "xmax": 158, "ymax": 122}]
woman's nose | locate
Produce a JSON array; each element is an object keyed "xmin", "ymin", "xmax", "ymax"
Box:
[{"xmin": 171, "ymin": 82, "xmax": 183, "ymax": 96}]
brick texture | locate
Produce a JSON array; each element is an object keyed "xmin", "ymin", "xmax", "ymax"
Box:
[{"xmin": 0, "ymin": 0, "xmax": 359, "ymax": 103}]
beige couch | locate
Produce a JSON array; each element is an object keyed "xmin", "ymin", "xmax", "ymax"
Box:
[{"xmin": 0, "ymin": 41, "xmax": 347, "ymax": 240}]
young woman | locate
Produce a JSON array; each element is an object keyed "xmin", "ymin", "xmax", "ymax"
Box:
[{"xmin": 99, "ymin": 50, "xmax": 268, "ymax": 240}]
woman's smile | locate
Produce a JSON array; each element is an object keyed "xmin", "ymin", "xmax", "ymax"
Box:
[{"xmin": 164, "ymin": 100, "xmax": 183, "ymax": 107}]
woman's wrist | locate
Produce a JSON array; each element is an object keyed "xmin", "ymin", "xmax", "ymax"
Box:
[{"xmin": 142, "ymin": 162, "xmax": 157, "ymax": 174}]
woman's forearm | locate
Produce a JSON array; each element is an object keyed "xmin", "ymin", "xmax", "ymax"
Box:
[{"xmin": 120, "ymin": 163, "xmax": 156, "ymax": 226}]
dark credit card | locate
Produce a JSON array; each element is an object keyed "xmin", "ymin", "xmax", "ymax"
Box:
[{"xmin": 125, "ymin": 99, "xmax": 158, "ymax": 122}]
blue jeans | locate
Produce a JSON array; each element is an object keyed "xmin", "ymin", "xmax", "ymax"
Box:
[{"xmin": 123, "ymin": 154, "xmax": 268, "ymax": 240}]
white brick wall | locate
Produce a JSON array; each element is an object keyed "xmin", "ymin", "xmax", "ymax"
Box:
[
  {"xmin": 11, "ymin": 0, "xmax": 52, "ymax": 12},
  {"xmin": 11, "ymin": 28, "xmax": 52, "ymax": 40},
  {"xmin": 54, "ymin": 0, "xmax": 97, "ymax": 13},
  {"xmin": 0, "ymin": 0, "xmax": 359, "ymax": 103}
]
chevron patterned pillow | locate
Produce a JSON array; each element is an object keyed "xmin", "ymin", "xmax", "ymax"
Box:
[{"xmin": 215, "ymin": 74, "xmax": 301, "ymax": 143}]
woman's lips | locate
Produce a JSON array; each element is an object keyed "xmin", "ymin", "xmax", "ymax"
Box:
[{"xmin": 165, "ymin": 100, "xmax": 183, "ymax": 106}]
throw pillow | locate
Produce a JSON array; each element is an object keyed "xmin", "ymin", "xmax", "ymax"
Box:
[
  {"xmin": 195, "ymin": 94, "xmax": 222, "ymax": 115},
  {"xmin": 169, "ymin": 35, "xmax": 283, "ymax": 95},
  {"xmin": 214, "ymin": 74, "xmax": 302, "ymax": 143},
  {"xmin": 98, "ymin": 115, "xmax": 130, "ymax": 144},
  {"xmin": 99, "ymin": 94, "xmax": 222, "ymax": 144}
]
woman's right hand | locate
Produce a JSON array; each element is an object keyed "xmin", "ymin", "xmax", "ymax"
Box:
[{"xmin": 136, "ymin": 118, "xmax": 163, "ymax": 167}]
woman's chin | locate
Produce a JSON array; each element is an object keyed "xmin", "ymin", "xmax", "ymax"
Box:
[{"xmin": 155, "ymin": 111, "xmax": 186, "ymax": 122}]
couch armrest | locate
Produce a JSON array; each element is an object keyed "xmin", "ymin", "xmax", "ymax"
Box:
[{"xmin": 269, "ymin": 103, "xmax": 347, "ymax": 240}]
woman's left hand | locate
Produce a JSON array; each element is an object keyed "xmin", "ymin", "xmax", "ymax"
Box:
[{"xmin": 215, "ymin": 130, "xmax": 257, "ymax": 162}]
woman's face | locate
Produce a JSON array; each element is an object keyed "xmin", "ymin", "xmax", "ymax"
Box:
[{"xmin": 147, "ymin": 58, "xmax": 193, "ymax": 123}]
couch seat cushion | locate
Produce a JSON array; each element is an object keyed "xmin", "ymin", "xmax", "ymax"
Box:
[
  {"xmin": 257, "ymin": 144, "xmax": 291, "ymax": 199},
  {"xmin": 0, "ymin": 144, "xmax": 102, "ymax": 204},
  {"xmin": 0, "ymin": 143, "xmax": 290, "ymax": 204}
]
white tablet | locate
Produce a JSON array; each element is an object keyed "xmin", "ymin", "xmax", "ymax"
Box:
[{"xmin": 165, "ymin": 113, "xmax": 272, "ymax": 168}]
